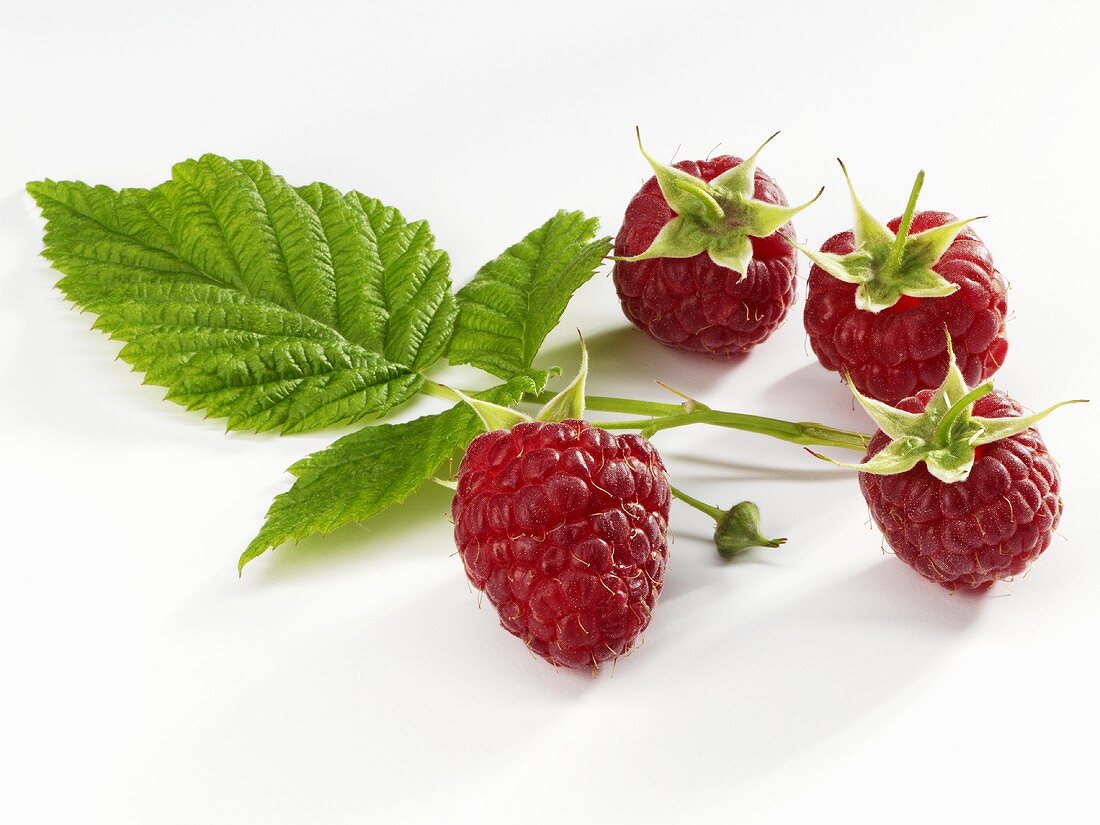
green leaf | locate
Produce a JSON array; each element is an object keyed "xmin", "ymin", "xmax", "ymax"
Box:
[
  {"xmin": 27, "ymin": 155, "xmax": 456, "ymax": 433},
  {"xmin": 239, "ymin": 374, "xmax": 545, "ymax": 570},
  {"xmin": 447, "ymin": 210, "xmax": 611, "ymax": 380}
]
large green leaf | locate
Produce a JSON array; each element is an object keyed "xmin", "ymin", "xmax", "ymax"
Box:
[
  {"xmin": 27, "ymin": 155, "xmax": 456, "ymax": 433},
  {"xmin": 239, "ymin": 373, "xmax": 546, "ymax": 570},
  {"xmin": 447, "ymin": 210, "xmax": 611, "ymax": 380}
]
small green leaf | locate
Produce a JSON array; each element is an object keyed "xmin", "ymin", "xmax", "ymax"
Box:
[
  {"xmin": 239, "ymin": 373, "xmax": 546, "ymax": 570},
  {"xmin": 447, "ymin": 210, "xmax": 611, "ymax": 380},
  {"xmin": 28, "ymin": 155, "xmax": 456, "ymax": 433}
]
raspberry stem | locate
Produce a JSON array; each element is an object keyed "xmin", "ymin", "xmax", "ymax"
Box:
[
  {"xmin": 669, "ymin": 486, "xmax": 726, "ymax": 521},
  {"xmin": 884, "ymin": 170, "xmax": 925, "ymax": 276},
  {"xmin": 934, "ymin": 380, "xmax": 994, "ymax": 444},
  {"xmin": 670, "ymin": 488, "xmax": 788, "ymax": 556},
  {"xmin": 425, "ymin": 381, "xmax": 870, "ymax": 451},
  {"xmin": 538, "ymin": 393, "xmax": 871, "ymax": 451}
]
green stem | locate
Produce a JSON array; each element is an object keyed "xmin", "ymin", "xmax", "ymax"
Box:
[
  {"xmin": 434, "ymin": 386, "xmax": 870, "ymax": 452},
  {"xmin": 590, "ymin": 407, "xmax": 869, "ymax": 452},
  {"xmin": 566, "ymin": 393, "xmax": 684, "ymax": 417},
  {"xmin": 884, "ymin": 170, "xmax": 924, "ymax": 275},
  {"xmin": 670, "ymin": 486, "xmax": 724, "ymax": 522},
  {"xmin": 934, "ymin": 381, "xmax": 994, "ymax": 443},
  {"xmin": 422, "ymin": 379, "xmax": 463, "ymax": 402}
]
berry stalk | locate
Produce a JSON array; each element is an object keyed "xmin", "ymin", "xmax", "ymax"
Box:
[
  {"xmin": 533, "ymin": 390, "xmax": 871, "ymax": 452},
  {"xmin": 424, "ymin": 383, "xmax": 870, "ymax": 451},
  {"xmin": 670, "ymin": 486, "xmax": 787, "ymax": 557},
  {"xmin": 882, "ymin": 169, "xmax": 924, "ymax": 277}
]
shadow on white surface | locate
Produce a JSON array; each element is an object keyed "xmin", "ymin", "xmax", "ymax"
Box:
[
  {"xmin": 143, "ymin": 576, "xmax": 596, "ymax": 822},
  {"xmin": 0, "ymin": 188, "xmax": 258, "ymax": 443},
  {"xmin": 251, "ymin": 483, "xmax": 460, "ymax": 581},
  {"xmin": 536, "ymin": 325, "xmax": 752, "ymax": 403},
  {"xmin": 140, "ymin": 545, "xmax": 984, "ymax": 822},
  {"xmin": 667, "ymin": 453, "xmax": 855, "ymax": 481},
  {"xmin": 762, "ymin": 360, "xmax": 873, "ymax": 430},
  {"xmin": 634, "ymin": 559, "xmax": 984, "ymax": 785}
]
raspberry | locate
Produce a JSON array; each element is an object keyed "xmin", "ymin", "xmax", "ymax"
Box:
[
  {"xmin": 796, "ymin": 166, "xmax": 1008, "ymax": 406},
  {"xmin": 451, "ymin": 419, "xmax": 671, "ymax": 669},
  {"xmin": 805, "ymin": 211, "xmax": 1009, "ymax": 405},
  {"xmin": 859, "ymin": 390, "xmax": 1062, "ymax": 591},
  {"xmin": 613, "ymin": 155, "xmax": 799, "ymax": 356}
]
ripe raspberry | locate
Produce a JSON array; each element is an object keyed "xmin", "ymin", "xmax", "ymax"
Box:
[
  {"xmin": 612, "ymin": 133, "xmax": 820, "ymax": 357},
  {"xmin": 806, "ymin": 212, "xmax": 1008, "ymax": 405},
  {"xmin": 451, "ymin": 419, "xmax": 671, "ymax": 669},
  {"xmin": 800, "ymin": 168, "xmax": 1008, "ymax": 405},
  {"xmin": 860, "ymin": 390, "xmax": 1061, "ymax": 591}
]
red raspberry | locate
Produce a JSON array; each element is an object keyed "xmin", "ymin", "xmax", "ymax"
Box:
[
  {"xmin": 451, "ymin": 419, "xmax": 671, "ymax": 669},
  {"xmin": 802, "ymin": 166, "xmax": 1009, "ymax": 406},
  {"xmin": 613, "ymin": 156, "xmax": 799, "ymax": 357},
  {"xmin": 859, "ymin": 389, "xmax": 1062, "ymax": 591}
]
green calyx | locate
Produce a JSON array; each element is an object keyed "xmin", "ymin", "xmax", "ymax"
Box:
[
  {"xmin": 670, "ymin": 487, "xmax": 786, "ymax": 558},
  {"xmin": 790, "ymin": 163, "xmax": 983, "ymax": 313},
  {"xmin": 612, "ymin": 129, "xmax": 823, "ymax": 279},
  {"xmin": 809, "ymin": 335, "xmax": 1085, "ymax": 483},
  {"xmin": 457, "ymin": 336, "xmax": 589, "ymax": 431}
]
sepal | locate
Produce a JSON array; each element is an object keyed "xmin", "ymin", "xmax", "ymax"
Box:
[
  {"xmin": 794, "ymin": 164, "xmax": 977, "ymax": 313},
  {"xmin": 971, "ymin": 399, "xmax": 1087, "ymax": 446},
  {"xmin": 809, "ymin": 332, "xmax": 1083, "ymax": 483},
  {"xmin": 454, "ymin": 390, "xmax": 531, "ymax": 432},
  {"xmin": 708, "ymin": 131, "xmax": 779, "ymax": 200},
  {"xmin": 846, "ymin": 376, "xmax": 924, "ymax": 439},
  {"xmin": 616, "ymin": 215, "xmax": 710, "ymax": 263},
  {"xmin": 706, "ymin": 233, "xmax": 753, "ymax": 276},
  {"xmin": 635, "ymin": 128, "xmax": 725, "ymax": 224},
  {"xmin": 807, "ymin": 437, "xmax": 924, "ymax": 477},
  {"xmin": 613, "ymin": 130, "xmax": 822, "ymax": 277},
  {"xmin": 536, "ymin": 336, "xmax": 588, "ymax": 422}
]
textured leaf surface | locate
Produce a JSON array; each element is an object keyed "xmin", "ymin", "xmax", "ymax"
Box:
[
  {"xmin": 239, "ymin": 374, "xmax": 545, "ymax": 570},
  {"xmin": 447, "ymin": 211, "xmax": 610, "ymax": 379},
  {"xmin": 28, "ymin": 156, "xmax": 456, "ymax": 432}
]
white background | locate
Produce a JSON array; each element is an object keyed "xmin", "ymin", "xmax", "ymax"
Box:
[{"xmin": 2, "ymin": 2, "xmax": 1098, "ymax": 822}]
